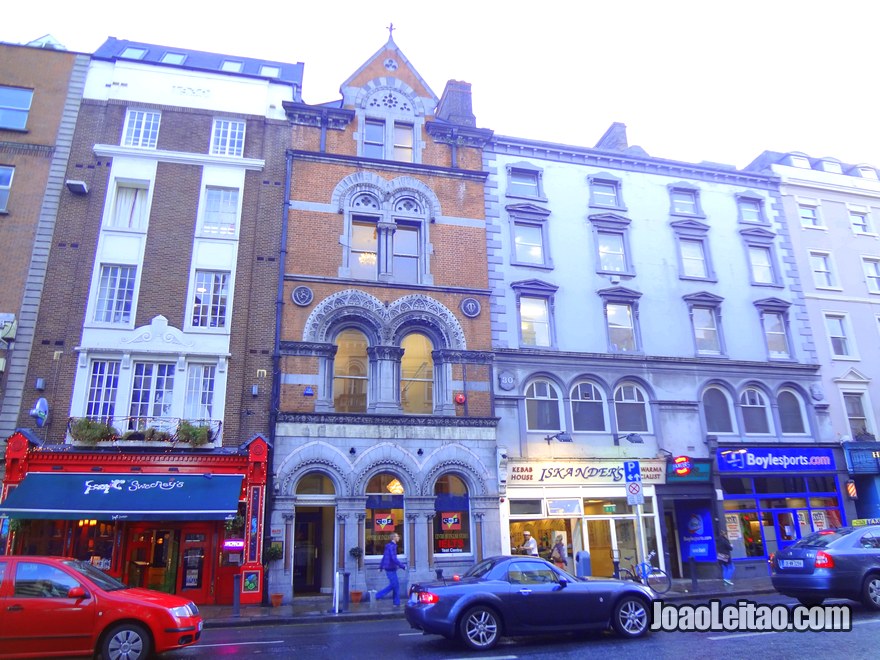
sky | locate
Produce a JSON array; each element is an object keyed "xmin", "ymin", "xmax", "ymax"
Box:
[{"xmin": 5, "ymin": 0, "xmax": 879, "ymax": 169}]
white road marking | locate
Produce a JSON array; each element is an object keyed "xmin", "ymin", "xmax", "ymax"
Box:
[
  {"xmin": 196, "ymin": 640, "xmax": 285, "ymax": 648},
  {"xmin": 398, "ymin": 632, "xmax": 424, "ymax": 636}
]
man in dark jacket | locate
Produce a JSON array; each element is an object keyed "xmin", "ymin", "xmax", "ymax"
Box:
[{"xmin": 375, "ymin": 532, "xmax": 406, "ymax": 606}]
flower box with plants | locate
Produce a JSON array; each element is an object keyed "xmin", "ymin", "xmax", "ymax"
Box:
[
  {"xmin": 176, "ymin": 420, "xmax": 212, "ymax": 446},
  {"xmin": 68, "ymin": 418, "xmax": 119, "ymax": 445}
]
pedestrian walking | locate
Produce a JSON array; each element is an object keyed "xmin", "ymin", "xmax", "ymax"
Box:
[
  {"xmin": 375, "ymin": 532, "xmax": 406, "ymax": 606},
  {"xmin": 550, "ymin": 535, "xmax": 567, "ymax": 569},
  {"xmin": 716, "ymin": 532, "xmax": 734, "ymax": 585}
]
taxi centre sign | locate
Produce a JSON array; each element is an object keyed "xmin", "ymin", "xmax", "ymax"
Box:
[{"xmin": 508, "ymin": 459, "xmax": 667, "ymax": 485}]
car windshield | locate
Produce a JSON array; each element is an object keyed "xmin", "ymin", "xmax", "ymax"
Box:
[
  {"xmin": 790, "ymin": 528, "xmax": 853, "ymax": 548},
  {"xmin": 464, "ymin": 558, "xmax": 503, "ymax": 579},
  {"xmin": 62, "ymin": 559, "xmax": 128, "ymax": 591}
]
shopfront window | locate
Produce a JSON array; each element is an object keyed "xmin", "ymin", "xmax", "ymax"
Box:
[
  {"xmin": 365, "ymin": 472, "xmax": 405, "ymax": 556},
  {"xmin": 433, "ymin": 474, "xmax": 471, "ymax": 555}
]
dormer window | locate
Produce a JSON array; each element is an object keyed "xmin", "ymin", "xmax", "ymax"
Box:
[
  {"xmin": 818, "ymin": 159, "xmax": 843, "ymax": 174},
  {"xmin": 787, "ymin": 154, "xmax": 811, "ymax": 168},
  {"xmin": 857, "ymin": 166, "xmax": 878, "ymax": 180},
  {"xmin": 161, "ymin": 52, "xmax": 186, "ymax": 65},
  {"xmin": 120, "ymin": 47, "xmax": 147, "ymax": 60},
  {"xmin": 221, "ymin": 60, "xmax": 243, "ymax": 73},
  {"xmin": 358, "ymin": 86, "xmax": 421, "ymax": 163}
]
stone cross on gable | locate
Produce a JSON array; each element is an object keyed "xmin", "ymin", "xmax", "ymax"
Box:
[{"xmin": 387, "ymin": 23, "xmax": 395, "ymax": 38}]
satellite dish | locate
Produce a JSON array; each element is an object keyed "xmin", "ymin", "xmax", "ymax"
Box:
[{"xmin": 29, "ymin": 397, "xmax": 49, "ymax": 427}]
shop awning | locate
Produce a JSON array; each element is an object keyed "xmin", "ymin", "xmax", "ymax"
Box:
[{"xmin": 0, "ymin": 473, "xmax": 244, "ymax": 521}]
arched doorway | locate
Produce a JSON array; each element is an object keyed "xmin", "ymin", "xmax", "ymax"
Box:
[{"xmin": 293, "ymin": 472, "xmax": 336, "ymax": 594}]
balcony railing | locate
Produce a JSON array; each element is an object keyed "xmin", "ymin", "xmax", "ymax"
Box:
[{"xmin": 67, "ymin": 416, "xmax": 222, "ymax": 447}]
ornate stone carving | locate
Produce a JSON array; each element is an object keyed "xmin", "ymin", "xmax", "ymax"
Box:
[
  {"xmin": 277, "ymin": 411, "xmax": 499, "ymax": 428},
  {"xmin": 292, "ymin": 286, "xmax": 314, "ymax": 307},
  {"xmin": 424, "ymin": 459, "xmax": 488, "ymax": 497}
]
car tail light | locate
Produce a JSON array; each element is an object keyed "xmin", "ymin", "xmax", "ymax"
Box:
[
  {"xmin": 418, "ymin": 591, "xmax": 440, "ymax": 604},
  {"xmin": 768, "ymin": 552, "xmax": 776, "ymax": 569},
  {"xmin": 815, "ymin": 551, "xmax": 835, "ymax": 568}
]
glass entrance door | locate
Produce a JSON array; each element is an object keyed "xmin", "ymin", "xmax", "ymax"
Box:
[
  {"xmin": 585, "ymin": 518, "xmax": 638, "ymax": 577},
  {"xmin": 773, "ymin": 511, "xmax": 800, "ymax": 552},
  {"xmin": 293, "ymin": 512, "xmax": 322, "ymax": 593}
]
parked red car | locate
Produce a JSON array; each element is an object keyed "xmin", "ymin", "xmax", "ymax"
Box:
[{"xmin": 0, "ymin": 555, "xmax": 202, "ymax": 659}]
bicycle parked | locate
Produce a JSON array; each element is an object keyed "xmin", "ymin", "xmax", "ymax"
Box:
[{"xmin": 618, "ymin": 550, "xmax": 671, "ymax": 594}]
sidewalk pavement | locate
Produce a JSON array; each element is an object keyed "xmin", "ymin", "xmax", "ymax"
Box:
[{"xmin": 199, "ymin": 575, "xmax": 777, "ymax": 629}]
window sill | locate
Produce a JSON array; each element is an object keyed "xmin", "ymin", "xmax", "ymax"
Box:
[
  {"xmin": 505, "ymin": 192, "xmax": 548, "ymax": 203},
  {"xmin": 750, "ymin": 282, "xmax": 784, "ymax": 288},
  {"xmin": 596, "ymin": 269, "xmax": 635, "ymax": 278},
  {"xmin": 800, "ymin": 225, "xmax": 827, "ymax": 231},
  {"xmin": 670, "ymin": 211, "xmax": 707, "ymax": 221},
  {"xmin": 511, "ymin": 260, "xmax": 554, "ymax": 271},
  {"xmin": 830, "ymin": 355, "xmax": 860, "ymax": 361},
  {"xmin": 589, "ymin": 203, "xmax": 628, "ymax": 213},
  {"xmin": 679, "ymin": 275, "xmax": 718, "ymax": 283}
]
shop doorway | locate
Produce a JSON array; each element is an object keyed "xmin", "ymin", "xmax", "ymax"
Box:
[
  {"xmin": 585, "ymin": 518, "xmax": 638, "ymax": 577},
  {"xmin": 293, "ymin": 512, "xmax": 322, "ymax": 594}
]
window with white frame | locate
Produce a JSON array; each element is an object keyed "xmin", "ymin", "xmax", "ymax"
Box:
[
  {"xmin": 761, "ymin": 310, "xmax": 791, "ymax": 359},
  {"xmin": 129, "ymin": 362, "xmax": 175, "ymax": 428},
  {"xmin": 702, "ymin": 386, "xmax": 734, "ymax": 433},
  {"xmin": 680, "ymin": 238, "xmax": 709, "ymax": 279},
  {"xmin": 400, "ymin": 332, "xmax": 434, "ymax": 414},
  {"xmin": 597, "ymin": 231, "xmax": 627, "ymax": 272},
  {"xmin": 777, "ymin": 389, "xmax": 806, "ymax": 434},
  {"xmin": 748, "ymin": 245, "xmax": 776, "ymax": 284},
  {"xmin": 738, "ymin": 197, "xmax": 764, "ymax": 223},
  {"xmin": 691, "ymin": 305, "xmax": 722, "ymax": 354},
  {"xmin": 0, "ymin": 85, "xmax": 34, "ymax": 130},
  {"xmin": 843, "ymin": 392, "xmax": 872, "ymax": 438},
  {"xmin": 809, "ymin": 251, "xmax": 837, "ymax": 288},
  {"xmin": 614, "ymin": 383, "xmax": 650, "ymax": 433},
  {"xmin": 520, "ymin": 296, "xmax": 551, "ymax": 347},
  {"xmin": 122, "ymin": 110, "xmax": 160, "ymax": 149},
  {"xmin": 185, "ymin": 364, "xmax": 216, "ymax": 421},
  {"xmin": 0, "ymin": 165, "xmax": 13, "ymax": 212},
  {"xmin": 201, "ymin": 187, "xmax": 239, "ymax": 235},
  {"xmin": 850, "ymin": 210, "xmax": 872, "ymax": 234},
  {"xmin": 513, "ymin": 222, "xmax": 545, "ymax": 265},
  {"xmin": 589, "ymin": 178, "xmax": 622, "ymax": 208},
  {"xmin": 363, "ymin": 118, "xmax": 414, "ymax": 162},
  {"xmin": 333, "ymin": 328, "xmax": 369, "ymax": 413},
  {"xmin": 824, "ymin": 313, "xmax": 853, "ymax": 357},
  {"xmin": 86, "ymin": 360, "xmax": 121, "ymax": 419},
  {"xmin": 221, "ymin": 60, "xmax": 243, "ymax": 73},
  {"xmin": 259, "ymin": 65, "xmax": 281, "ymax": 78},
  {"xmin": 863, "ymin": 258, "xmax": 880, "ymax": 293},
  {"xmin": 858, "ymin": 167, "xmax": 879, "ymax": 180},
  {"xmin": 571, "ymin": 381, "xmax": 607, "ymax": 432},
  {"xmin": 798, "ymin": 204, "xmax": 822, "ymax": 228},
  {"xmin": 120, "ymin": 47, "xmax": 147, "ymax": 59},
  {"xmin": 211, "ymin": 119, "xmax": 245, "ymax": 157},
  {"xmin": 506, "ymin": 164, "xmax": 543, "ymax": 199},
  {"xmin": 161, "ymin": 52, "xmax": 186, "ymax": 65},
  {"xmin": 670, "ymin": 188, "xmax": 701, "ymax": 216},
  {"xmin": 191, "ymin": 271, "xmax": 229, "ymax": 328},
  {"xmin": 525, "ymin": 379, "xmax": 561, "ymax": 431},
  {"xmin": 740, "ymin": 388, "xmax": 771, "ymax": 434},
  {"xmin": 94, "ymin": 265, "xmax": 136, "ymax": 324},
  {"xmin": 108, "ymin": 183, "xmax": 149, "ymax": 230}
]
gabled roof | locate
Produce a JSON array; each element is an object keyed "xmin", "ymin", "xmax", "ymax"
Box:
[
  {"xmin": 340, "ymin": 34, "xmax": 438, "ymax": 105},
  {"xmin": 93, "ymin": 37, "xmax": 304, "ymax": 90}
]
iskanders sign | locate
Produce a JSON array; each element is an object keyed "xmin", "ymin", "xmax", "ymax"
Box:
[{"xmin": 716, "ymin": 447, "xmax": 835, "ymax": 472}]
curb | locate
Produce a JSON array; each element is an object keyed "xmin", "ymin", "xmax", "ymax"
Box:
[{"xmin": 202, "ymin": 588, "xmax": 779, "ymax": 629}]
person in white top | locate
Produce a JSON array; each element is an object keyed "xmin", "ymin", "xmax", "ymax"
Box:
[{"xmin": 519, "ymin": 530, "xmax": 539, "ymax": 556}]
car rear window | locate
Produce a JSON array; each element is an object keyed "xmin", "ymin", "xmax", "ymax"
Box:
[
  {"xmin": 464, "ymin": 558, "xmax": 503, "ymax": 578},
  {"xmin": 791, "ymin": 528, "xmax": 853, "ymax": 548}
]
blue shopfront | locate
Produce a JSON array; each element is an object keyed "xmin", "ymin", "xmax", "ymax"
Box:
[
  {"xmin": 842, "ymin": 441, "xmax": 880, "ymax": 519},
  {"xmin": 714, "ymin": 446, "xmax": 852, "ymax": 574}
]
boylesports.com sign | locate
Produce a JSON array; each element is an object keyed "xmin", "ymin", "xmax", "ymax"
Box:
[{"xmin": 716, "ymin": 447, "xmax": 836, "ymax": 472}]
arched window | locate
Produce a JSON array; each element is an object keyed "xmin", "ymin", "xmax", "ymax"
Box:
[
  {"xmin": 365, "ymin": 472, "xmax": 405, "ymax": 556},
  {"xmin": 333, "ymin": 329, "xmax": 368, "ymax": 413},
  {"xmin": 740, "ymin": 388, "xmax": 771, "ymax": 434},
  {"xmin": 400, "ymin": 333, "xmax": 433, "ymax": 414},
  {"xmin": 703, "ymin": 387, "xmax": 734, "ymax": 433},
  {"xmin": 777, "ymin": 389, "xmax": 806, "ymax": 434},
  {"xmin": 571, "ymin": 382, "xmax": 606, "ymax": 432},
  {"xmin": 525, "ymin": 379, "xmax": 561, "ymax": 431},
  {"xmin": 296, "ymin": 473, "xmax": 335, "ymax": 495},
  {"xmin": 433, "ymin": 474, "xmax": 471, "ymax": 555},
  {"xmin": 614, "ymin": 383, "xmax": 650, "ymax": 432}
]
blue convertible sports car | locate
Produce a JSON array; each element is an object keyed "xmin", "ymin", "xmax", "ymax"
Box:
[{"xmin": 405, "ymin": 555, "xmax": 655, "ymax": 651}]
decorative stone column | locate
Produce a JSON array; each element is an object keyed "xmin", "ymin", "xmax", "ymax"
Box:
[{"xmin": 368, "ymin": 345, "xmax": 404, "ymax": 413}]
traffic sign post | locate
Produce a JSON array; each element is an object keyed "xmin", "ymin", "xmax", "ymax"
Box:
[{"xmin": 623, "ymin": 460, "xmax": 647, "ymax": 567}]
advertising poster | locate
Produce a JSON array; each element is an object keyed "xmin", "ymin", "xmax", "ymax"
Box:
[
  {"xmin": 675, "ymin": 500, "xmax": 715, "ymax": 562},
  {"xmin": 811, "ymin": 510, "xmax": 828, "ymax": 531},
  {"xmin": 725, "ymin": 513, "xmax": 742, "ymax": 540},
  {"xmin": 373, "ymin": 512, "xmax": 394, "ymax": 532}
]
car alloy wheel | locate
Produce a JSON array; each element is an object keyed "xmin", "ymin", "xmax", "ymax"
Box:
[
  {"xmin": 863, "ymin": 575, "xmax": 880, "ymax": 610},
  {"xmin": 102, "ymin": 622, "xmax": 152, "ymax": 660},
  {"xmin": 459, "ymin": 605, "xmax": 500, "ymax": 651},
  {"xmin": 611, "ymin": 596, "xmax": 650, "ymax": 638}
]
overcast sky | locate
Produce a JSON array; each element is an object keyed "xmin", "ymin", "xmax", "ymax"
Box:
[{"xmin": 5, "ymin": 0, "xmax": 879, "ymax": 169}]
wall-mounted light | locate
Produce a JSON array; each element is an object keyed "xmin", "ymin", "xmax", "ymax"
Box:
[
  {"xmin": 613, "ymin": 433, "xmax": 644, "ymax": 446},
  {"xmin": 417, "ymin": 448, "xmax": 424, "ymax": 456},
  {"xmin": 349, "ymin": 447, "xmax": 356, "ymax": 455},
  {"xmin": 251, "ymin": 384, "xmax": 259, "ymax": 397},
  {"xmin": 65, "ymin": 180, "xmax": 89, "ymax": 195},
  {"xmin": 545, "ymin": 432, "xmax": 572, "ymax": 445},
  {"xmin": 35, "ymin": 378, "xmax": 46, "ymax": 391}
]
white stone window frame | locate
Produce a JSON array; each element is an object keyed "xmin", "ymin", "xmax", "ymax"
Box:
[
  {"xmin": 506, "ymin": 161, "xmax": 546, "ymax": 201},
  {"xmin": 210, "ymin": 118, "xmax": 246, "ymax": 158},
  {"xmin": 189, "ymin": 270, "xmax": 231, "ymax": 330},
  {"xmin": 839, "ymin": 387, "xmax": 875, "ymax": 439},
  {"xmin": 599, "ymin": 287, "xmax": 642, "ymax": 354},
  {"xmin": 738, "ymin": 386, "xmax": 775, "ymax": 436},
  {"xmin": 86, "ymin": 256, "xmax": 142, "ymax": 330},
  {"xmin": 524, "ymin": 377, "xmax": 564, "ymax": 433},
  {"xmin": 612, "ymin": 381, "xmax": 653, "ymax": 434},
  {"xmin": 776, "ymin": 387, "xmax": 809, "ymax": 437},
  {"xmin": 512, "ymin": 280, "xmax": 558, "ymax": 349},
  {"xmin": 672, "ymin": 220, "xmax": 715, "ymax": 282},
  {"xmin": 590, "ymin": 213, "xmax": 634, "ymax": 278},
  {"xmin": 808, "ymin": 249, "xmax": 841, "ymax": 291},
  {"xmin": 701, "ymin": 384, "xmax": 739, "ymax": 436},
  {"xmin": 587, "ymin": 173, "xmax": 626, "ymax": 211},
  {"xmin": 199, "ymin": 185, "xmax": 242, "ymax": 238},
  {"xmin": 508, "ymin": 204, "xmax": 553, "ymax": 270},
  {"xmin": 121, "ymin": 108, "xmax": 161, "ymax": 149},
  {"xmin": 740, "ymin": 227, "xmax": 781, "ymax": 287},
  {"xmin": 754, "ymin": 298, "xmax": 793, "ymax": 361},
  {"xmin": 848, "ymin": 204, "xmax": 875, "ymax": 236},
  {"xmin": 862, "ymin": 256, "xmax": 880, "ymax": 294},
  {"xmin": 668, "ymin": 183, "xmax": 706, "ymax": 219},
  {"xmin": 795, "ymin": 197, "xmax": 825, "ymax": 230},
  {"xmin": 823, "ymin": 311, "xmax": 859, "ymax": 360},
  {"xmin": 356, "ymin": 86, "xmax": 423, "ymax": 163},
  {"xmin": 735, "ymin": 193, "xmax": 766, "ymax": 225},
  {"xmin": 683, "ymin": 292, "xmax": 725, "ymax": 357},
  {"xmin": 92, "ymin": 263, "xmax": 138, "ymax": 326}
]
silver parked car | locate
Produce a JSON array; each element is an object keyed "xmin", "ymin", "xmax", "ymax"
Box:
[{"xmin": 770, "ymin": 525, "xmax": 880, "ymax": 608}]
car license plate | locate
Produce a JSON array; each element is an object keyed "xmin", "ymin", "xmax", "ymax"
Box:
[{"xmin": 780, "ymin": 559, "xmax": 803, "ymax": 568}]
